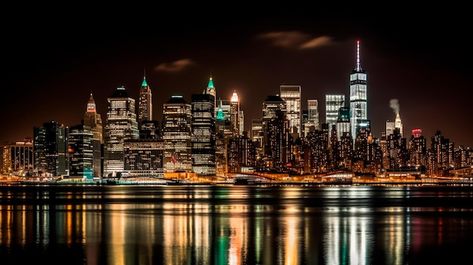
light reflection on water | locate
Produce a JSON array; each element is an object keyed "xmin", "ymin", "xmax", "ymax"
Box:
[{"xmin": 1, "ymin": 186, "xmax": 473, "ymax": 264}]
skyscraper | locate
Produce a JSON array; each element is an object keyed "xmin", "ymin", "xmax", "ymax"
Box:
[
  {"xmin": 138, "ymin": 75, "xmax": 152, "ymax": 124},
  {"xmin": 230, "ymin": 91, "xmax": 240, "ymax": 135},
  {"xmin": 280, "ymin": 85, "xmax": 301, "ymax": 135},
  {"xmin": 1, "ymin": 140, "xmax": 33, "ymax": 176},
  {"xmin": 336, "ymin": 107, "xmax": 351, "ymax": 141},
  {"xmin": 33, "ymin": 121, "xmax": 68, "ymax": 176},
  {"xmin": 103, "ymin": 86, "xmax": 139, "ymax": 177},
  {"xmin": 67, "ymin": 124, "xmax": 94, "ymax": 179},
  {"xmin": 191, "ymin": 93, "xmax": 216, "ymax": 175},
  {"xmin": 349, "ymin": 40, "xmax": 368, "ymax": 138},
  {"xmin": 262, "ymin": 95, "xmax": 289, "ymax": 171},
  {"xmin": 408, "ymin": 128, "xmax": 427, "ymax": 170},
  {"xmin": 325, "ymin": 94, "xmax": 345, "ymax": 128},
  {"xmin": 204, "ymin": 76, "xmax": 216, "ymax": 109},
  {"xmin": 163, "ymin": 96, "xmax": 192, "ymax": 172},
  {"xmin": 83, "ymin": 93, "xmax": 103, "ymax": 178},
  {"xmin": 124, "ymin": 140, "xmax": 164, "ymax": 178}
]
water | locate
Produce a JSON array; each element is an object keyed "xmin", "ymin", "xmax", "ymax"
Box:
[{"xmin": 1, "ymin": 185, "xmax": 473, "ymax": 265}]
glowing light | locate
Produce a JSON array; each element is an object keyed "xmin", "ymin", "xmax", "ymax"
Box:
[{"xmin": 231, "ymin": 91, "xmax": 239, "ymax": 103}]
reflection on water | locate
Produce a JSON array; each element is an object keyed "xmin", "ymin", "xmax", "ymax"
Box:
[{"xmin": 2, "ymin": 186, "xmax": 473, "ymax": 264}]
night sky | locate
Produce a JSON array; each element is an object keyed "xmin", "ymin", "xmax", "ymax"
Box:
[{"xmin": 2, "ymin": 4, "xmax": 473, "ymax": 146}]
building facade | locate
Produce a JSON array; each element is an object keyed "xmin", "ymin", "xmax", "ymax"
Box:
[
  {"xmin": 33, "ymin": 121, "xmax": 68, "ymax": 176},
  {"xmin": 191, "ymin": 94, "xmax": 216, "ymax": 175},
  {"xmin": 349, "ymin": 40, "xmax": 368, "ymax": 139},
  {"xmin": 67, "ymin": 124, "xmax": 94, "ymax": 179},
  {"xmin": 280, "ymin": 85, "xmax": 302, "ymax": 135}
]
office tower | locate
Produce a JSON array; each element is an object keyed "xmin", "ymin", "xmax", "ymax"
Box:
[
  {"xmin": 67, "ymin": 124, "xmax": 94, "ymax": 179},
  {"xmin": 431, "ymin": 131, "xmax": 454, "ymax": 172},
  {"xmin": 262, "ymin": 95, "xmax": 289, "ymax": 171},
  {"xmin": 303, "ymin": 100, "xmax": 320, "ymax": 137},
  {"xmin": 329, "ymin": 124, "xmax": 339, "ymax": 169},
  {"xmin": 103, "ymin": 86, "xmax": 139, "ymax": 177},
  {"xmin": 353, "ymin": 120, "xmax": 371, "ymax": 163},
  {"xmin": 251, "ymin": 119, "xmax": 264, "ymax": 162},
  {"xmin": 387, "ymin": 128, "xmax": 409, "ymax": 170},
  {"xmin": 138, "ymin": 75, "xmax": 152, "ymax": 124},
  {"xmin": 204, "ymin": 76, "xmax": 217, "ymax": 109},
  {"xmin": 338, "ymin": 132, "xmax": 353, "ymax": 169},
  {"xmin": 325, "ymin": 94, "xmax": 345, "ymax": 126},
  {"xmin": 191, "ymin": 93, "xmax": 216, "ymax": 175},
  {"xmin": 306, "ymin": 123, "xmax": 329, "ymax": 173},
  {"xmin": 230, "ymin": 91, "xmax": 240, "ymax": 135},
  {"xmin": 163, "ymin": 96, "xmax": 192, "ymax": 172},
  {"xmin": 139, "ymin": 120, "xmax": 160, "ymax": 140},
  {"xmin": 408, "ymin": 128, "xmax": 427, "ymax": 170},
  {"xmin": 385, "ymin": 121, "xmax": 395, "ymax": 136},
  {"xmin": 349, "ymin": 40, "xmax": 368, "ymax": 138},
  {"xmin": 454, "ymin": 146, "xmax": 469, "ymax": 168},
  {"xmin": 83, "ymin": 93, "xmax": 103, "ymax": 178},
  {"xmin": 336, "ymin": 107, "xmax": 351, "ymax": 141},
  {"xmin": 215, "ymin": 100, "xmax": 231, "ymax": 176},
  {"xmin": 33, "ymin": 121, "xmax": 68, "ymax": 176},
  {"xmin": 1, "ymin": 140, "xmax": 33, "ymax": 176},
  {"xmin": 124, "ymin": 140, "xmax": 164, "ymax": 178},
  {"xmin": 280, "ymin": 85, "xmax": 302, "ymax": 135},
  {"xmin": 239, "ymin": 110, "xmax": 245, "ymax": 136},
  {"xmin": 394, "ymin": 113, "xmax": 403, "ymax": 137},
  {"xmin": 228, "ymin": 132, "xmax": 256, "ymax": 173}
]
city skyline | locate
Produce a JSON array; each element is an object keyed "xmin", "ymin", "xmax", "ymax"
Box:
[{"xmin": 3, "ymin": 5, "xmax": 473, "ymax": 147}]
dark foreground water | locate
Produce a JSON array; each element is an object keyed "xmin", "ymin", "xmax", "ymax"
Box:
[{"xmin": 1, "ymin": 185, "xmax": 473, "ymax": 265}]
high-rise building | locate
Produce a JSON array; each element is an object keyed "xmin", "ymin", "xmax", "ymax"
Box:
[
  {"xmin": 163, "ymin": 96, "xmax": 192, "ymax": 172},
  {"xmin": 303, "ymin": 99, "xmax": 320, "ymax": 137},
  {"xmin": 280, "ymin": 85, "xmax": 302, "ymax": 135},
  {"xmin": 138, "ymin": 75, "xmax": 152, "ymax": 124},
  {"xmin": 385, "ymin": 120, "xmax": 395, "ymax": 136},
  {"xmin": 83, "ymin": 93, "xmax": 103, "ymax": 178},
  {"xmin": 204, "ymin": 76, "xmax": 216, "ymax": 109},
  {"xmin": 1, "ymin": 140, "xmax": 33, "ymax": 176},
  {"xmin": 33, "ymin": 121, "xmax": 68, "ymax": 176},
  {"xmin": 103, "ymin": 86, "xmax": 139, "ymax": 177},
  {"xmin": 215, "ymin": 100, "xmax": 231, "ymax": 176},
  {"xmin": 262, "ymin": 95, "xmax": 289, "ymax": 171},
  {"xmin": 124, "ymin": 140, "xmax": 164, "ymax": 178},
  {"xmin": 306, "ymin": 124, "xmax": 329, "ymax": 173},
  {"xmin": 431, "ymin": 131, "xmax": 454, "ymax": 173},
  {"xmin": 325, "ymin": 95, "xmax": 345, "ymax": 140},
  {"xmin": 251, "ymin": 119, "xmax": 264, "ymax": 162},
  {"xmin": 67, "ymin": 124, "xmax": 94, "ymax": 179},
  {"xmin": 228, "ymin": 132, "xmax": 256, "ymax": 173},
  {"xmin": 408, "ymin": 128, "xmax": 427, "ymax": 170},
  {"xmin": 394, "ymin": 113, "xmax": 403, "ymax": 137},
  {"xmin": 349, "ymin": 40, "xmax": 368, "ymax": 138},
  {"xmin": 139, "ymin": 120, "xmax": 160, "ymax": 140},
  {"xmin": 191, "ymin": 93, "xmax": 216, "ymax": 175},
  {"xmin": 230, "ymin": 91, "xmax": 240, "ymax": 135},
  {"xmin": 336, "ymin": 107, "xmax": 351, "ymax": 141},
  {"xmin": 239, "ymin": 110, "xmax": 245, "ymax": 136}
]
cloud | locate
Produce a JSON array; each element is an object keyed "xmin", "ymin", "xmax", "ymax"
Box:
[
  {"xmin": 257, "ymin": 31, "xmax": 334, "ymax": 50},
  {"xmin": 155, "ymin": 58, "xmax": 195, "ymax": 73}
]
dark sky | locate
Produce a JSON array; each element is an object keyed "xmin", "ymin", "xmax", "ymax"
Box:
[{"xmin": 2, "ymin": 4, "xmax": 473, "ymax": 146}]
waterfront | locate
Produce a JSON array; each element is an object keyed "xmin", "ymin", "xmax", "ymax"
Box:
[{"xmin": 1, "ymin": 185, "xmax": 473, "ymax": 264}]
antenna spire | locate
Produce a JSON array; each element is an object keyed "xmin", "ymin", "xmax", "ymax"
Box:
[{"xmin": 356, "ymin": 40, "xmax": 361, "ymax": 71}]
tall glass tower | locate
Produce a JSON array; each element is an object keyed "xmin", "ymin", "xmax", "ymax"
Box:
[{"xmin": 349, "ymin": 40, "xmax": 368, "ymax": 139}]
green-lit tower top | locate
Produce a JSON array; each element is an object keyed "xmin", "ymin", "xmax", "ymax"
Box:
[{"xmin": 216, "ymin": 99, "xmax": 225, "ymax": 121}]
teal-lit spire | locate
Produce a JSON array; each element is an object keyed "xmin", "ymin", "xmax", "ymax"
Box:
[
  {"xmin": 216, "ymin": 99, "xmax": 225, "ymax": 121},
  {"xmin": 141, "ymin": 76, "xmax": 148, "ymax": 87},
  {"xmin": 207, "ymin": 76, "xmax": 214, "ymax": 90}
]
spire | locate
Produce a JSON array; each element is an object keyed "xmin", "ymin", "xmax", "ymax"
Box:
[
  {"xmin": 231, "ymin": 91, "xmax": 239, "ymax": 103},
  {"xmin": 356, "ymin": 40, "xmax": 361, "ymax": 72},
  {"xmin": 216, "ymin": 99, "xmax": 225, "ymax": 121},
  {"xmin": 87, "ymin": 93, "xmax": 96, "ymax": 113},
  {"xmin": 207, "ymin": 76, "xmax": 214, "ymax": 89},
  {"xmin": 141, "ymin": 74, "xmax": 148, "ymax": 88}
]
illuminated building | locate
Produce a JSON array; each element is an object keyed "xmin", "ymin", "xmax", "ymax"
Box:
[
  {"xmin": 430, "ymin": 131, "xmax": 454, "ymax": 173},
  {"xmin": 139, "ymin": 120, "xmax": 160, "ymax": 140},
  {"xmin": 408, "ymin": 128, "xmax": 427, "ymax": 170},
  {"xmin": 33, "ymin": 121, "xmax": 68, "ymax": 176},
  {"xmin": 215, "ymin": 100, "xmax": 231, "ymax": 176},
  {"xmin": 204, "ymin": 76, "xmax": 216, "ymax": 109},
  {"xmin": 280, "ymin": 85, "xmax": 302, "ymax": 135},
  {"xmin": 138, "ymin": 75, "xmax": 152, "ymax": 125},
  {"xmin": 336, "ymin": 107, "xmax": 351, "ymax": 141},
  {"xmin": 454, "ymin": 146, "xmax": 470, "ymax": 168},
  {"xmin": 387, "ymin": 128, "xmax": 408, "ymax": 170},
  {"xmin": 306, "ymin": 123, "xmax": 329, "ymax": 173},
  {"xmin": 325, "ymin": 94, "xmax": 345, "ymax": 127},
  {"xmin": 262, "ymin": 95, "xmax": 289, "ymax": 171},
  {"xmin": 83, "ymin": 93, "xmax": 103, "ymax": 177},
  {"xmin": 103, "ymin": 86, "xmax": 139, "ymax": 177},
  {"xmin": 303, "ymin": 99, "xmax": 320, "ymax": 137},
  {"xmin": 395, "ymin": 113, "xmax": 403, "ymax": 137},
  {"xmin": 338, "ymin": 132, "xmax": 353, "ymax": 169},
  {"xmin": 67, "ymin": 124, "xmax": 94, "ymax": 179},
  {"xmin": 123, "ymin": 140, "xmax": 164, "ymax": 177},
  {"xmin": 163, "ymin": 95, "xmax": 192, "ymax": 172},
  {"xmin": 230, "ymin": 91, "xmax": 240, "ymax": 135},
  {"xmin": 239, "ymin": 110, "xmax": 245, "ymax": 136},
  {"xmin": 349, "ymin": 40, "xmax": 368, "ymax": 139},
  {"xmin": 353, "ymin": 120, "xmax": 370, "ymax": 165},
  {"xmin": 251, "ymin": 119, "xmax": 264, "ymax": 163},
  {"xmin": 191, "ymin": 93, "xmax": 216, "ymax": 175},
  {"xmin": 228, "ymin": 132, "xmax": 256, "ymax": 173},
  {"xmin": 0, "ymin": 140, "xmax": 33, "ymax": 176},
  {"xmin": 385, "ymin": 121, "xmax": 395, "ymax": 136}
]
